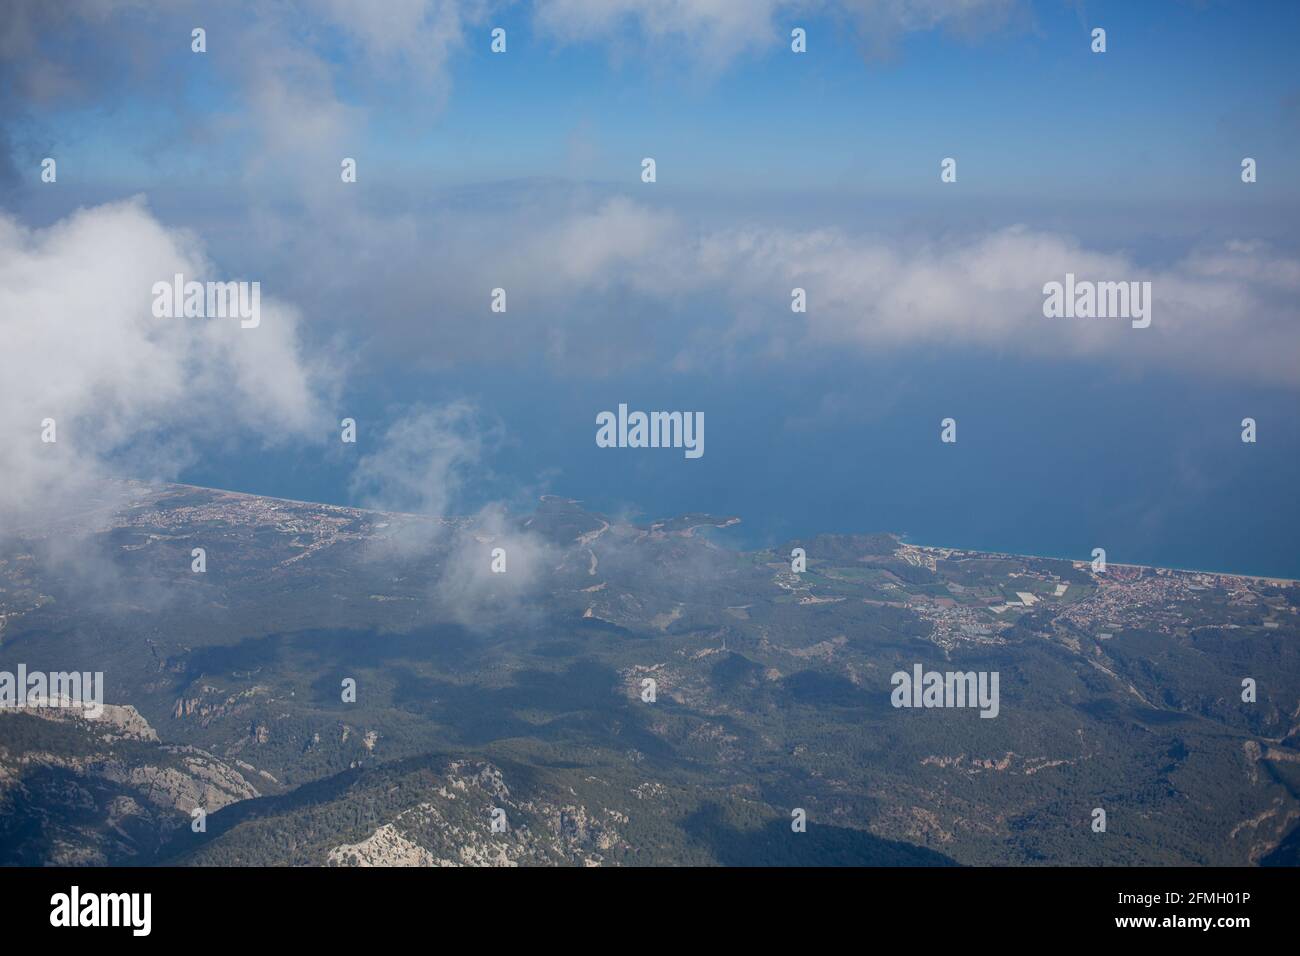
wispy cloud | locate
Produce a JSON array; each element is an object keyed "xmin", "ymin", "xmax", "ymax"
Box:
[
  {"xmin": 534, "ymin": 0, "xmax": 1025, "ymax": 65},
  {"xmin": 348, "ymin": 402, "xmax": 493, "ymax": 518}
]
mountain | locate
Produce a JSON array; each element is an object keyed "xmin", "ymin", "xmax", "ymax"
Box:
[{"xmin": 1, "ymin": 481, "xmax": 1297, "ymax": 865}]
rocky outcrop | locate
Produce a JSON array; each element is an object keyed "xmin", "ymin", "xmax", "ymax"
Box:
[
  {"xmin": 324, "ymin": 760, "xmax": 626, "ymax": 867},
  {"xmin": 327, "ymin": 824, "xmax": 436, "ymax": 867},
  {"xmin": 0, "ymin": 706, "xmax": 264, "ymax": 865},
  {"xmin": 98, "ymin": 749, "xmax": 260, "ymax": 813}
]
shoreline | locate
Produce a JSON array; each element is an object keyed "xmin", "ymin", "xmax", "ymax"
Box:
[
  {"xmin": 899, "ymin": 533, "xmax": 1300, "ymax": 586},
  {"xmin": 107, "ymin": 478, "xmax": 1300, "ymax": 586}
]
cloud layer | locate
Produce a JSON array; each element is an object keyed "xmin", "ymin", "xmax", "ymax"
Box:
[{"xmin": 241, "ymin": 193, "xmax": 1300, "ymax": 386}]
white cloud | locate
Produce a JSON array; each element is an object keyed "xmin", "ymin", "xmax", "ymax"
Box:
[
  {"xmin": 699, "ymin": 221, "xmax": 1300, "ymax": 384},
  {"xmin": 345, "ymin": 402, "xmax": 558, "ymax": 627},
  {"xmin": 0, "ymin": 1, "xmax": 493, "ymax": 200},
  {"xmin": 0, "ymin": 197, "xmax": 332, "ymax": 527},
  {"xmin": 533, "ymin": 0, "xmax": 1025, "ymax": 64},
  {"xmin": 408, "ymin": 196, "xmax": 1300, "ymax": 384},
  {"xmin": 535, "ymin": 0, "xmax": 786, "ymax": 64},
  {"xmin": 348, "ymin": 402, "xmax": 492, "ymax": 518},
  {"xmin": 433, "ymin": 504, "xmax": 559, "ymax": 629},
  {"xmin": 198, "ymin": 188, "xmax": 1300, "ymax": 386},
  {"xmin": 307, "ymin": 0, "xmax": 485, "ymax": 69}
]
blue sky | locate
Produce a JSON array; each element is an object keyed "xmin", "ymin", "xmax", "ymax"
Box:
[
  {"xmin": 2, "ymin": 1, "xmax": 1298, "ymax": 576},
  {"xmin": 8, "ymin": 1, "xmax": 1299, "ymax": 199}
]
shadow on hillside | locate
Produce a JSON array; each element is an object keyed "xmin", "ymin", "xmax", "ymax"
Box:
[{"xmin": 682, "ymin": 802, "xmax": 958, "ymax": 866}]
